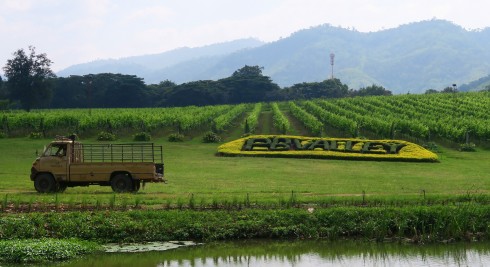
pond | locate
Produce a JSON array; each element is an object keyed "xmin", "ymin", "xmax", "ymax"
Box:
[{"xmin": 60, "ymin": 240, "xmax": 490, "ymax": 267}]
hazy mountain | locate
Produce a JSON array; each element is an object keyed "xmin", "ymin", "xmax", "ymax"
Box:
[
  {"xmin": 57, "ymin": 38, "xmax": 264, "ymax": 79},
  {"xmin": 58, "ymin": 20, "xmax": 490, "ymax": 94},
  {"xmin": 459, "ymin": 74, "xmax": 490, "ymax": 92}
]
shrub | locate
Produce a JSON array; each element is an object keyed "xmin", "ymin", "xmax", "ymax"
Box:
[
  {"xmin": 0, "ymin": 132, "xmax": 7, "ymax": 138},
  {"xmin": 202, "ymin": 131, "xmax": 221, "ymax": 143},
  {"xmin": 168, "ymin": 133, "xmax": 184, "ymax": 142},
  {"xmin": 29, "ymin": 132, "xmax": 43, "ymax": 139},
  {"xmin": 423, "ymin": 142, "xmax": 440, "ymax": 152},
  {"xmin": 459, "ymin": 143, "xmax": 476, "ymax": 152},
  {"xmin": 133, "ymin": 132, "xmax": 151, "ymax": 141},
  {"xmin": 97, "ymin": 131, "xmax": 116, "ymax": 141}
]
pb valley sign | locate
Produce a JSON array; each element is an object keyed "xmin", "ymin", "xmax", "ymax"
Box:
[
  {"xmin": 243, "ymin": 137, "xmax": 406, "ymax": 154},
  {"xmin": 217, "ymin": 135, "xmax": 439, "ymax": 162}
]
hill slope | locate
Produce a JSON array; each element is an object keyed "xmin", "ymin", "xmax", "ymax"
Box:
[{"xmin": 58, "ymin": 20, "xmax": 490, "ymax": 94}]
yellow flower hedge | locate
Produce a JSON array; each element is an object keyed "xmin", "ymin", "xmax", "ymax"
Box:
[{"xmin": 217, "ymin": 135, "xmax": 438, "ymax": 162}]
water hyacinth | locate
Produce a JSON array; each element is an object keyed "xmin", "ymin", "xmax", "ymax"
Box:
[{"xmin": 0, "ymin": 238, "xmax": 101, "ymax": 263}]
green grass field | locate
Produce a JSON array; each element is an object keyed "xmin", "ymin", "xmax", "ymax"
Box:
[{"xmin": 1, "ymin": 135, "xmax": 489, "ymax": 208}]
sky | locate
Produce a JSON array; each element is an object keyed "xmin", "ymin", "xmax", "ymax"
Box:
[{"xmin": 1, "ymin": 0, "xmax": 490, "ymax": 74}]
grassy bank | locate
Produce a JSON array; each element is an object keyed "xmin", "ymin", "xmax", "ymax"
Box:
[{"xmin": 0, "ymin": 206, "xmax": 489, "ymax": 243}]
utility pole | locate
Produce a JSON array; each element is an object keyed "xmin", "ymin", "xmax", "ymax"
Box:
[{"xmin": 330, "ymin": 52, "xmax": 335, "ymax": 79}]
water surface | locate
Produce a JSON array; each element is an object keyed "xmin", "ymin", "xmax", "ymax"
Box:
[{"xmin": 61, "ymin": 240, "xmax": 490, "ymax": 267}]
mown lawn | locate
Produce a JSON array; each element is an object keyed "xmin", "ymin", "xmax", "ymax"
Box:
[{"xmin": 0, "ymin": 137, "xmax": 489, "ymax": 207}]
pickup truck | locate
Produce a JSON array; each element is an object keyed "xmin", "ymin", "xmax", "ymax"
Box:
[{"xmin": 30, "ymin": 135, "xmax": 165, "ymax": 193}]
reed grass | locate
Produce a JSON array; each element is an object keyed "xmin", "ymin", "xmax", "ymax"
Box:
[{"xmin": 0, "ymin": 206, "xmax": 488, "ymax": 243}]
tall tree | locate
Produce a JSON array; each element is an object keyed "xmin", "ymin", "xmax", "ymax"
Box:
[
  {"xmin": 281, "ymin": 79, "xmax": 349, "ymax": 100},
  {"xmin": 353, "ymin": 84, "xmax": 392, "ymax": 96},
  {"xmin": 0, "ymin": 75, "xmax": 4, "ymax": 98},
  {"xmin": 3, "ymin": 46, "xmax": 56, "ymax": 111},
  {"xmin": 219, "ymin": 65, "xmax": 280, "ymax": 103},
  {"xmin": 441, "ymin": 86, "xmax": 458, "ymax": 93},
  {"xmin": 0, "ymin": 75, "xmax": 8, "ymax": 110},
  {"xmin": 51, "ymin": 73, "xmax": 149, "ymax": 108}
]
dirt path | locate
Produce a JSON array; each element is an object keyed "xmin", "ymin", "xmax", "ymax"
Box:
[
  {"xmin": 284, "ymin": 111, "xmax": 311, "ymax": 136},
  {"xmin": 255, "ymin": 111, "xmax": 274, "ymax": 134}
]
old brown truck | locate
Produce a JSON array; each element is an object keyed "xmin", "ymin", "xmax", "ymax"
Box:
[{"xmin": 31, "ymin": 135, "xmax": 165, "ymax": 193}]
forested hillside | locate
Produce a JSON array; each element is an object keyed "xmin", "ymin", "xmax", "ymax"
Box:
[{"xmin": 58, "ymin": 20, "xmax": 490, "ymax": 94}]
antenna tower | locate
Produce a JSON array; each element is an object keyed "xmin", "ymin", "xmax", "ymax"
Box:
[{"xmin": 330, "ymin": 52, "xmax": 335, "ymax": 79}]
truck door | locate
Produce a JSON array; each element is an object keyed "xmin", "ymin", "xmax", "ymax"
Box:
[{"xmin": 42, "ymin": 143, "xmax": 69, "ymax": 182}]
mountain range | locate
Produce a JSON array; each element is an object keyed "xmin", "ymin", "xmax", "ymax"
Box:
[{"xmin": 58, "ymin": 19, "xmax": 490, "ymax": 94}]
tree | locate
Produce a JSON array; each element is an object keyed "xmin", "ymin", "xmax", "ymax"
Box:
[
  {"xmin": 231, "ymin": 65, "xmax": 264, "ymax": 78},
  {"xmin": 441, "ymin": 86, "xmax": 458, "ymax": 93},
  {"xmin": 219, "ymin": 65, "xmax": 280, "ymax": 103},
  {"xmin": 352, "ymin": 84, "xmax": 392, "ymax": 96},
  {"xmin": 0, "ymin": 75, "xmax": 5, "ymax": 98},
  {"xmin": 51, "ymin": 73, "xmax": 149, "ymax": 108},
  {"xmin": 0, "ymin": 75, "xmax": 8, "ymax": 110},
  {"xmin": 3, "ymin": 46, "xmax": 56, "ymax": 111},
  {"xmin": 425, "ymin": 89, "xmax": 439, "ymax": 94},
  {"xmin": 281, "ymin": 78, "xmax": 349, "ymax": 100}
]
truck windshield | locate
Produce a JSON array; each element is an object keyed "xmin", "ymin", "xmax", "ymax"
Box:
[{"xmin": 43, "ymin": 143, "xmax": 67, "ymax": 157}]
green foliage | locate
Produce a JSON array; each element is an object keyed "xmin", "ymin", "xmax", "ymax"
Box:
[
  {"xmin": 0, "ymin": 238, "xmax": 100, "ymax": 263},
  {"xmin": 151, "ymin": 65, "xmax": 280, "ymax": 107},
  {"xmin": 442, "ymin": 86, "xmax": 458, "ymax": 93},
  {"xmin": 212, "ymin": 104, "xmax": 247, "ymax": 133},
  {"xmin": 220, "ymin": 65, "xmax": 280, "ymax": 104},
  {"xmin": 244, "ymin": 102, "xmax": 262, "ymax": 134},
  {"xmin": 168, "ymin": 133, "xmax": 184, "ymax": 142},
  {"xmin": 0, "ymin": 206, "xmax": 489, "ymax": 243},
  {"xmin": 0, "ymin": 92, "xmax": 487, "ymax": 144},
  {"xmin": 353, "ymin": 84, "xmax": 392, "ymax": 97},
  {"xmin": 459, "ymin": 143, "xmax": 476, "ymax": 152},
  {"xmin": 270, "ymin": 102, "xmax": 290, "ymax": 134},
  {"xmin": 423, "ymin": 142, "xmax": 440, "ymax": 152},
  {"xmin": 133, "ymin": 132, "xmax": 151, "ymax": 141},
  {"xmin": 52, "ymin": 73, "xmax": 148, "ymax": 108},
  {"xmin": 2, "ymin": 46, "xmax": 56, "ymax": 111},
  {"xmin": 96, "ymin": 131, "xmax": 116, "ymax": 141},
  {"xmin": 425, "ymin": 89, "xmax": 439, "ymax": 94},
  {"xmin": 244, "ymin": 119, "xmax": 250, "ymax": 134},
  {"xmin": 28, "ymin": 132, "xmax": 43, "ymax": 139},
  {"xmin": 202, "ymin": 131, "xmax": 221, "ymax": 143},
  {"xmin": 288, "ymin": 102, "xmax": 323, "ymax": 136},
  {"xmin": 281, "ymin": 79, "xmax": 349, "ymax": 100},
  {"xmin": 0, "ymin": 132, "xmax": 7, "ymax": 138}
]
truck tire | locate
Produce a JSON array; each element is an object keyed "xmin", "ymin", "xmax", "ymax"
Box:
[
  {"xmin": 111, "ymin": 174, "xmax": 133, "ymax": 193},
  {"xmin": 34, "ymin": 174, "xmax": 57, "ymax": 193}
]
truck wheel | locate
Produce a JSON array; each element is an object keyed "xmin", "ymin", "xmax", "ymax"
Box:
[
  {"xmin": 34, "ymin": 174, "xmax": 57, "ymax": 193},
  {"xmin": 111, "ymin": 174, "xmax": 133, "ymax": 193}
]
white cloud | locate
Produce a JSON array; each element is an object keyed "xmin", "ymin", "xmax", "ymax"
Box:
[{"xmin": 1, "ymin": 0, "xmax": 33, "ymax": 11}]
